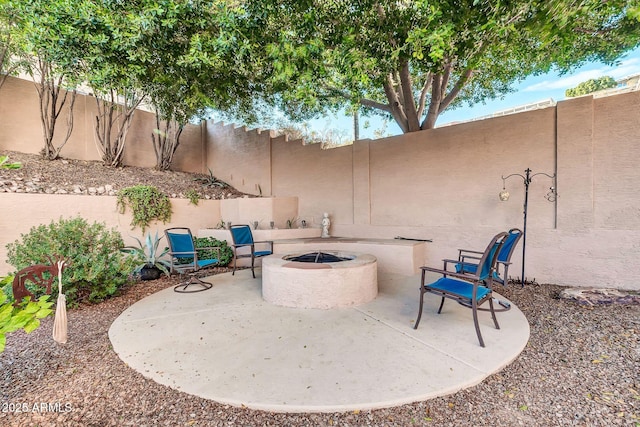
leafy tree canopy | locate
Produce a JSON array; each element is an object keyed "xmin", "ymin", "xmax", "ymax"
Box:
[
  {"xmin": 565, "ymin": 76, "xmax": 618, "ymax": 97},
  {"xmin": 236, "ymin": 0, "xmax": 640, "ymax": 133}
]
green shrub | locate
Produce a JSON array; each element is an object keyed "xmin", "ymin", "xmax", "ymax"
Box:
[
  {"xmin": 175, "ymin": 237, "xmax": 233, "ymax": 267},
  {"xmin": 5, "ymin": 217, "xmax": 136, "ymax": 306},
  {"xmin": 185, "ymin": 189, "xmax": 201, "ymax": 206},
  {"xmin": 116, "ymin": 185, "xmax": 172, "ymax": 232}
]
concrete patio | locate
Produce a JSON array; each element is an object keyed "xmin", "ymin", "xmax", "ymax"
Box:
[{"xmin": 109, "ymin": 268, "xmax": 530, "ymax": 413}]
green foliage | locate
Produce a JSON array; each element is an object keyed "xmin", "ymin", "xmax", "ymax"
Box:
[
  {"xmin": 175, "ymin": 237, "xmax": 233, "ymax": 267},
  {"xmin": 565, "ymin": 76, "xmax": 618, "ymax": 97},
  {"xmin": 0, "ymin": 155, "xmax": 21, "ymax": 169},
  {"xmin": 194, "ymin": 237, "xmax": 233, "ymax": 267},
  {"xmin": 194, "ymin": 169, "xmax": 228, "ymax": 189},
  {"xmin": 116, "ymin": 185, "xmax": 172, "ymax": 232},
  {"xmin": 185, "ymin": 188, "xmax": 201, "ymax": 206},
  {"xmin": 5, "ymin": 217, "xmax": 135, "ymax": 306},
  {"xmin": 241, "ymin": 0, "xmax": 640, "ymax": 133},
  {"xmin": 0, "ymin": 276, "xmax": 54, "ymax": 353},
  {"xmin": 121, "ymin": 232, "xmax": 171, "ymax": 276}
]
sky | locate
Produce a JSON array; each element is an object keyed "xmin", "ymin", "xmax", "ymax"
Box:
[{"xmin": 308, "ymin": 46, "xmax": 640, "ymax": 140}]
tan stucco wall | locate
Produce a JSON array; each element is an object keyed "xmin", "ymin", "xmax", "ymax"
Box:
[
  {"xmin": 0, "ymin": 76, "xmax": 206, "ymax": 173},
  {"xmin": 200, "ymin": 92, "xmax": 640, "ymax": 290},
  {"xmin": 0, "ymin": 193, "xmax": 223, "ymax": 273},
  {"xmin": 205, "ymin": 122, "xmax": 272, "ymax": 195},
  {"xmin": 271, "ymin": 135, "xmax": 355, "ymax": 227}
]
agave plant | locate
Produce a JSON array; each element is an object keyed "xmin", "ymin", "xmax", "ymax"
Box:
[
  {"xmin": 121, "ymin": 232, "xmax": 171, "ymax": 276},
  {"xmin": 193, "ymin": 168, "xmax": 228, "ymax": 188}
]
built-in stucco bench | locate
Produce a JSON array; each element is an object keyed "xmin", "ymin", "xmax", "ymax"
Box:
[{"xmin": 198, "ymin": 229, "xmax": 428, "ymax": 276}]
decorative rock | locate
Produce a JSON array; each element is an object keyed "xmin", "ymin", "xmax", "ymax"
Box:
[
  {"xmin": 97, "ymin": 186, "xmax": 105, "ymax": 194},
  {"xmin": 88, "ymin": 187, "xmax": 97, "ymax": 195},
  {"xmin": 105, "ymin": 184, "xmax": 114, "ymax": 193},
  {"xmin": 56, "ymin": 189, "xmax": 68, "ymax": 194},
  {"xmin": 559, "ymin": 288, "xmax": 640, "ymax": 305}
]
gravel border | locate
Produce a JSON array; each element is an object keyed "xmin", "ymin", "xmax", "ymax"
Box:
[{"xmin": 1, "ymin": 271, "xmax": 638, "ymax": 427}]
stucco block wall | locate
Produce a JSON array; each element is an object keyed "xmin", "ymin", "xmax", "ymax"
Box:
[
  {"xmin": 270, "ymin": 136, "xmax": 354, "ymax": 227},
  {"xmin": 0, "ymin": 193, "xmax": 223, "ymax": 273},
  {"xmin": 367, "ymin": 109, "xmax": 557, "ymax": 229},
  {"xmin": 205, "ymin": 122, "xmax": 272, "ymax": 196},
  {"xmin": 0, "ymin": 76, "xmax": 205, "ymax": 172},
  {"xmin": 592, "ymin": 91, "xmax": 640, "ymax": 229}
]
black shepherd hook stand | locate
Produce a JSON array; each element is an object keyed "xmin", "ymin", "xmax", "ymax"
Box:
[{"xmin": 499, "ymin": 168, "xmax": 556, "ymax": 286}]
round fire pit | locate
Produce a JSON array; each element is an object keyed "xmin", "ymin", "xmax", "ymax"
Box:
[{"xmin": 262, "ymin": 250, "xmax": 377, "ymax": 309}]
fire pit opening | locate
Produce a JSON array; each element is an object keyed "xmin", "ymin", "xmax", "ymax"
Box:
[{"xmin": 283, "ymin": 251, "xmax": 355, "ymax": 263}]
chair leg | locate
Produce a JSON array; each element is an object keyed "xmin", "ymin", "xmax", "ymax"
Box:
[
  {"xmin": 437, "ymin": 296, "xmax": 446, "ymax": 314},
  {"xmin": 413, "ymin": 287, "xmax": 425, "ymax": 329},
  {"xmin": 251, "ymin": 255, "xmax": 256, "ymax": 278},
  {"xmin": 232, "ymin": 252, "xmax": 237, "ymax": 276},
  {"xmin": 472, "ymin": 300, "xmax": 485, "ymax": 348},
  {"xmin": 174, "ymin": 275, "xmax": 213, "ymax": 293},
  {"xmin": 488, "ymin": 297, "xmax": 500, "ymax": 329}
]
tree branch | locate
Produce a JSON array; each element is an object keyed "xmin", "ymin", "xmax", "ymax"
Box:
[
  {"xmin": 399, "ymin": 61, "xmax": 420, "ymax": 132},
  {"xmin": 383, "ymin": 74, "xmax": 409, "ymax": 133},
  {"xmin": 417, "ymin": 73, "xmax": 432, "ymax": 120}
]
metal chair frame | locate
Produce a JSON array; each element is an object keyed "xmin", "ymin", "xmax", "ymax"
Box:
[
  {"xmin": 414, "ymin": 231, "xmax": 508, "ymax": 347},
  {"xmin": 229, "ymin": 225, "xmax": 273, "ymax": 278},
  {"xmin": 165, "ymin": 227, "xmax": 220, "ymax": 293}
]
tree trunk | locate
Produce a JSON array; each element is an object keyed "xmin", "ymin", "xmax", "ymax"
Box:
[
  {"xmin": 93, "ymin": 88, "xmax": 142, "ymax": 167},
  {"xmin": 32, "ymin": 58, "xmax": 76, "ymax": 160},
  {"xmin": 152, "ymin": 112, "xmax": 184, "ymax": 171}
]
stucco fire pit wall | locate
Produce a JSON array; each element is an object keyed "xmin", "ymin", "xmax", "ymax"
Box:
[{"xmin": 262, "ymin": 251, "xmax": 378, "ymax": 309}]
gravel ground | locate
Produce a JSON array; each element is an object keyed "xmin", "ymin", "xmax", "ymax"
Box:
[{"xmin": 1, "ymin": 272, "xmax": 638, "ymax": 427}]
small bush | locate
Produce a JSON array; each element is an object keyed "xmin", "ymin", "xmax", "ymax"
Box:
[
  {"xmin": 116, "ymin": 185, "xmax": 172, "ymax": 232},
  {"xmin": 174, "ymin": 237, "xmax": 233, "ymax": 267},
  {"xmin": 5, "ymin": 217, "xmax": 136, "ymax": 306}
]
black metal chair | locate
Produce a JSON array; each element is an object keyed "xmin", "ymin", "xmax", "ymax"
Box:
[
  {"xmin": 229, "ymin": 224, "xmax": 273, "ymax": 278},
  {"xmin": 165, "ymin": 227, "xmax": 220, "ymax": 293},
  {"xmin": 414, "ymin": 231, "xmax": 508, "ymax": 347}
]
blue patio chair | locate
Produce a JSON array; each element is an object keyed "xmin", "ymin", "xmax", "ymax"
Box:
[
  {"xmin": 451, "ymin": 228, "xmax": 522, "ymax": 286},
  {"xmin": 165, "ymin": 227, "xmax": 220, "ymax": 293},
  {"xmin": 414, "ymin": 231, "xmax": 508, "ymax": 347},
  {"xmin": 229, "ymin": 224, "xmax": 273, "ymax": 278}
]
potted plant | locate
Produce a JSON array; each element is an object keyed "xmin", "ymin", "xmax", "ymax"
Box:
[{"xmin": 121, "ymin": 232, "xmax": 171, "ymax": 280}]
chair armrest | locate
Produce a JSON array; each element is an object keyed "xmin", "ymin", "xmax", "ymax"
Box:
[
  {"xmin": 441, "ymin": 258, "xmax": 460, "ymax": 270},
  {"xmin": 459, "ymin": 254, "xmax": 482, "ymax": 263},
  {"xmin": 169, "ymin": 250, "xmax": 197, "ymax": 256},
  {"xmin": 458, "ymin": 249, "xmax": 484, "ymax": 255},
  {"xmin": 232, "ymin": 242, "xmax": 253, "ymax": 248},
  {"xmin": 254, "ymin": 240, "xmax": 273, "ymax": 250},
  {"xmin": 420, "ymin": 265, "xmax": 481, "ymax": 282}
]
